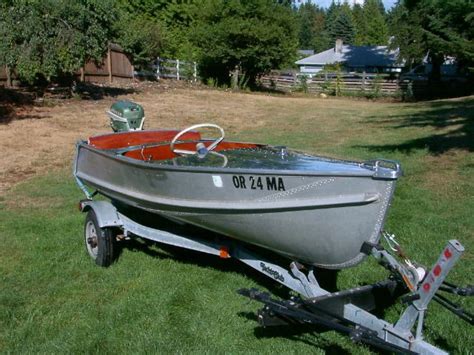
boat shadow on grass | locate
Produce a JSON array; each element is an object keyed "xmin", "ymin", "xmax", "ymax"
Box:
[
  {"xmin": 124, "ymin": 240, "xmax": 344, "ymax": 351},
  {"xmin": 121, "ymin": 238, "xmax": 460, "ymax": 354},
  {"xmin": 120, "ymin": 237, "xmax": 403, "ymax": 354},
  {"xmin": 356, "ymin": 97, "xmax": 474, "ymax": 155},
  {"xmin": 122, "ymin": 237, "xmax": 293, "ymax": 300}
]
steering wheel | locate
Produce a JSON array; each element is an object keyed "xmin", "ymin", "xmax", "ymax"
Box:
[
  {"xmin": 172, "ymin": 151, "xmax": 228, "ymax": 168},
  {"xmin": 170, "ymin": 123, "xmax": 225, "ymax": 157}
]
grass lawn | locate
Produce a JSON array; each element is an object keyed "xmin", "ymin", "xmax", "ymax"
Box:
[{"xmin": 1, "ymin": 90, "xmax": 473, "ymax": 353}]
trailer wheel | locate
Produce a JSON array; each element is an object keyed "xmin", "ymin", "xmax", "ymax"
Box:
[{"xmin": 84, "ymin": 210, "xmax": 117, "ymax": 267}]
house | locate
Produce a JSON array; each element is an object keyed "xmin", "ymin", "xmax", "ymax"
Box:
[{"xmin": 295, "ymin": 39, "xmax": 403, "ymax": 76}]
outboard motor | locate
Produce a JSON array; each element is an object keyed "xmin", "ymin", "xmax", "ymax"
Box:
[{"xmin": 107, "ymin": 100, "xmax": 145, "ymax": 132}]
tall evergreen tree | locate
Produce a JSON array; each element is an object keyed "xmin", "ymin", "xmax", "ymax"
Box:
[
  {"xmin": 329, "ymin": 3, "xmax": 355, "ymax": 45},
  {"xmin": 311, "ymin": 11, "xmax": 331, "ymax": 52},
  {"xmin": 297, "ymin": 3, "xmax": 329, "ymax": 52},
  {"xmin": 298, "ymin": 3, "xmax": 318, "ymax": 49},
  {"xmin": 352, "ymin": 4, "xmax": 367, "ymax": 45},
  {"xmin": 363, "ymin": 0, "xmax": 388, "ymax": 45},
  {"xmin": 324, "ymin": 1, "xmax": 339, "ymax": 46}
]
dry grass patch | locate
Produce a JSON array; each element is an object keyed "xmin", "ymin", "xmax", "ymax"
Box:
[
  {"xmin": 0, "ymin": 86, "xmax": 391, "ymax": 195},
  {"xmin": 1, "ymin": 85, "xmax": 472, "ymax": 199}
]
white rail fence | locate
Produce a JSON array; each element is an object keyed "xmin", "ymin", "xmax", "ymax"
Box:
[
  {"xmin": 156, "ymin": 58, "xmax": 197, "ymax": 82},
  {"xmin": 259, "ymin": 70, "xmax": 403, "ymax": 96}
]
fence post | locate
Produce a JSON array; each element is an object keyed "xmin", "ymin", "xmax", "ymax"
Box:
[
  {"xmin": 107, "ymin": 45, "xmax": 113, "ymax": 83},
  {"xmin": 362, "ymin": 70, "xmax": 366, "ymax": 91},
  {"xmin": 156, "ymin": 57, "xmax": 161, "ymax": 80},
  {"xmin": 231, "ymin": 65, "xmax": 239, "ymax": 90},
  {"xmin": 193, "ymin": 62, "xmax": 197, "ymax": 82},
  {"xmin": 176, "ymin": 59, "xmax": 180, "ymax": 81},
  {"xmin": 5, "ymin": 65, "xmax": 12, "ymax": 87}
]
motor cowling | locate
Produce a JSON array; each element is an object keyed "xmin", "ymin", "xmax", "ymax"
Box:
[{"xmin": 107, "ymin": 100, "xmax": 145, "ymax": 132}]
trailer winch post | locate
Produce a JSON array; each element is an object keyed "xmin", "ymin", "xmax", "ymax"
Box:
[
  {"xmin": 394, "ymin": 240, "xmax": 464, "ymax": 337},
  {"xmin": 345, "ymin": 240, "xmax": 464, "ymax": 354}
]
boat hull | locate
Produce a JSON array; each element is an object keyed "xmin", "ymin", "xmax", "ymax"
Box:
[{"xmin": 75, "ymin": 143, "xmax": 396, "ymax": 269}]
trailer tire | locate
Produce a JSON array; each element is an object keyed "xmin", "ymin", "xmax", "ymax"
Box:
[{"xmin": 84, "ymin": 210, "xmax": 117, "ymax": 267}]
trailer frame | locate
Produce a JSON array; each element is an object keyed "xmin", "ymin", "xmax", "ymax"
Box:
[{"xmin": 79, "ymin": 199, "xmax": 471, "ymax": 354}]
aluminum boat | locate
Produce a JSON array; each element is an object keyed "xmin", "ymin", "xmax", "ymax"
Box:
[{"xmin": 74, "ymin": 124, "xmax": 402, "ymax": 269}]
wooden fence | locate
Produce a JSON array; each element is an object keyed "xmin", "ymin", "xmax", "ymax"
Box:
[
  {"xmin": 156, "ymin": 58, "xmax": 197, "ymax": 81},
  {"xmin": 259, "ymin": 71, "xmax": 402, "ymax": 96},
  {"xmin": 0, "ymin": 66, "xmax": 15, "ymax": 86},
  {"xmin": 0, "ymin": 44, "xmax": 134, "ymax": 86},
  {"xmin": 78, "ymin": 44, "xmax": 134, "ymax": 83}
]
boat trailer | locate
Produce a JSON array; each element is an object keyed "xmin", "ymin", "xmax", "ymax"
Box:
[{"xmin": 79, "ymin": 199, "xmax": 473, "ymax": 354}]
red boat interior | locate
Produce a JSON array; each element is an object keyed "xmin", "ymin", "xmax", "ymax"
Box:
[{"xmin": 88, "ymin": 130, "xmax": 261, "ymax": 161}]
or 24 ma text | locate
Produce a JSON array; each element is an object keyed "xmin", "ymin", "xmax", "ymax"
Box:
[{"xmin": 232, "ymin": 175, "xmax": 285, "ymax": 191}]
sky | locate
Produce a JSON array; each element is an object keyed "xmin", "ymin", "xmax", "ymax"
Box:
[{"xmin": 307, "ymin": 0, "xmax": 397, "ymax": 9}]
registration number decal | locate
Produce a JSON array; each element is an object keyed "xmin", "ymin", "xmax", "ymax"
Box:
[{"xmin": 232, "ymin": 175, "xmax": 285, "ymax": 191}]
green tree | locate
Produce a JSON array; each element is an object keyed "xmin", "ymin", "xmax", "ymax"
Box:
[
  {"xmin": 193, "ymin": 0, "xmax": 298, "ymax": 86},
  {"xmin": 0, "ymin": 0, "xmax": 117, "ymax": 84},
  {"xmin": 363, "ymin": 0, "xmax": 388, "ymax": 45},
  {"xmin": 328, "ymin": 3, "xmax": 355, "ymax": 45},
  {"xmin": 388, "ymin": 3, "xmax": 424, "ymax": 66},
  {"xmin": 324, "ymin": 1, "xmax": 339, "ymax": 47},
  {"xmin": 298, "ymin": 3, "xmax": 317, "ymax": 49},
  {"xmin": 114, "ymin": 0, "xmax": 165, "ymax": 67},
  {"xmin": 115, "ymin": 14, "xmax": 162, "ymax": 68},
  {"xmin": 352, "ymin": 3, "xmax": 367, "ymax": 45},
  {"xmin": 158, "ymin": 1, "xmax": 199, "ymax": 60},
  {"xmin": 297, "ymin": 3, "xmax": 329, "ymax": 52},
  {"xmin": 114, "ymin": 0, "xmax": 197, "ymax": 62},
  {"xmin": 390, "ymin": 0, "xmax": 474, "ymax": 79}
]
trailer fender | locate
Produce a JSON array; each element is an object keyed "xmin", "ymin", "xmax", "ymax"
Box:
[{"xmin": 79, "ymin": 200, "xmax": 123, "ymax": 228}]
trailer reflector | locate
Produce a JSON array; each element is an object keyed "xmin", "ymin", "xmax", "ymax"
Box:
[
  {"xmin": 444, "ymin": 248, "xmax": 452, "ymax": 259},
  {"xmin": 219, "ymin": 246, "xmax": 230, "ymax": 259}
]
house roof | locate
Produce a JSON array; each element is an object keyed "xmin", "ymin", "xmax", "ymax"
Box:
[
  {"xmin": 297, "ymin": 49, "xmax": 315, "ymax": 56},
  {"xmin": 295, "ymin": 45, "xmax": 403, "ymax": 68}
]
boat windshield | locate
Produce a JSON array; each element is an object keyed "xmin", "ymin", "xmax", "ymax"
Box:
[{"xmin": 153, "ymin": 147, "xmax": 365, "ymax": 172}]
